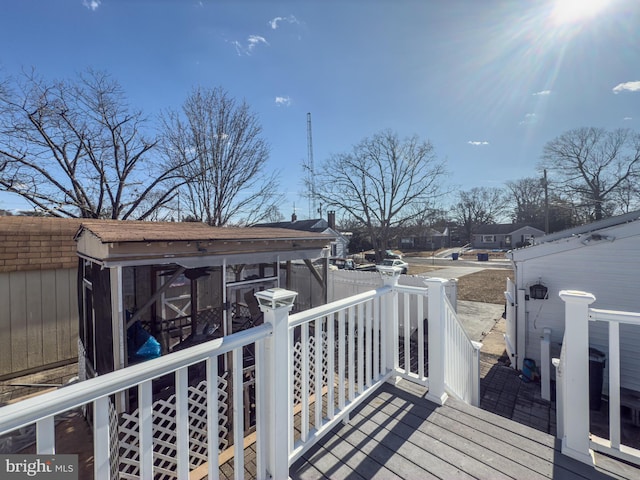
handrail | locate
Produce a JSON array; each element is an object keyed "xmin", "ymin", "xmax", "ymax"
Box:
[
  {"xmin": 442, "ymin": 294, "xmax": 481, "ymax": 405},
  {"xmin": 289, "ymin": 285, "xmax": 390, "ymax": 327},
  {"xmin": 0, "ymin": 323, "xmax": 272, "ymax": 435},
  {"xmin": 559, "ymin": 291, "xmax": 640, "ymax": 466},
  {"xmin": 589, "ymin": 308, "xmax": 640, "ymax": 325}
]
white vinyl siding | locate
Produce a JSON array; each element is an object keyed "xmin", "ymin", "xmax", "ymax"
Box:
[{"xmin": 513, "ymin": 222, "xmax": 640, "ymax": 392}]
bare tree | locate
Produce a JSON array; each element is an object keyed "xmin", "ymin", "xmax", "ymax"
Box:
[
  {"xmin": 161, "ymin": 87, "xmax": 281, "ymax": 226},
  {"xmin": 541, "ymin": 127, "xmax": 640, "ymax": 221},
  {"xmin": 506, "ymin": 176, "xmax": 586, "ymax": 233},
  {"xmin": 452, "ymin": 187, "xmax": 508, "ymax": 243},
  {"xmin": 305, "ymin": 130, "xmax": 448, "ymax": 261},
  {"xmin": 506, "ymin": 177, "xmax": 545, "ymax": 224},
  {"xmin": 0, "ymin": 69, "xmax": 184, "ymax": 219}
]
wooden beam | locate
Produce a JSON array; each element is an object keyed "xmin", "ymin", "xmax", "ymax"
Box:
[
  {"xmin": 303, "ymin": 259, "xmax": 324, "ymax": 288},
  {"xmin": 126, "ymin": 267, "xmax": 186, "ymax": 329}
]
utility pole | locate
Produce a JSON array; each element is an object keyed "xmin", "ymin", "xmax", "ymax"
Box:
[{"xmin": 307, "ymin": 113, "xmax": 317, "ymax": 218}]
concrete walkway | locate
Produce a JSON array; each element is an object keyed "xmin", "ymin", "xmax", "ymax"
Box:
[{"xmin": 456, "ymin": 300, "xmax": 505, "ymax": 343}]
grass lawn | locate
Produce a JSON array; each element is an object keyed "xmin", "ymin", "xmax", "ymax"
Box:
[{"xmin": 457, "ymin": 268, "xmax": 513, "ymax": 304}]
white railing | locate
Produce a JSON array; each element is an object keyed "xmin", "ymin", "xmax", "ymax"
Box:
[
  {"xmin": 286, "ymin": 286, "xmax": 394, "ymax": 464},
  {"xmin": 443, "ymin": 294, "xmax": 482, "ymax": 405},
  {"xmin": 0, "ymin": 325, "xmax": 271, "ymax": 480},
  {"xmin": 0, "ymin": 272, "xmax": 480, "ymax": 479},
  {"xmin": 555, "ymin": 291, "xmax": 640, "ymax": 467}
]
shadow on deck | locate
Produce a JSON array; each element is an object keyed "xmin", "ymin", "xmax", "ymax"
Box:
[{"xmin": 290, "ymin": 380, "xmax": 638, "ymax": 480}]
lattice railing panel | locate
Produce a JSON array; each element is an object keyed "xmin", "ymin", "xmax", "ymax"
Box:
[
  {"xmin": 116, "ymin": 372, "xmax": 230, "ymax": 480},
  {"xmin": 293, "ymin": 324, "xmax": 329, "ymax": 406},
  {"xmin": 108, "ymin": 398, "xmax": 120, "ymax": 480}
]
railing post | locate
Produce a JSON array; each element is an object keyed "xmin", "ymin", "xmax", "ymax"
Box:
[
  {"xmin": 255, "ymin": 288, "xmax": 298, "ymax": 480},
  {"xmin": 552, "ymin": 357, "xmax": 563, "ymax": 440},
  {"xmin": 425, "ymin": 278, "xmax": 448, "ymax": 406},
  {"xmin": 446, "ymin": 278, "xmax": 458, "ymax": 311},
  {"xmin": 378, "ymin": 266, "xmax": 401, "ymax": 381},
  {"xmin": 471, "ymin": 341, "xmax": 482, "ymax": 407},
  {"xmin": 541, "ymin": 328, "xmax": 551, "ymax": 401},
  {"xmin": 559, "ymin": 290, "xmax": 596, "ymax": 465}
]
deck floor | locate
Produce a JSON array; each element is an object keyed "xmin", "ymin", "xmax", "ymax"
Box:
[{"xmin": 289, "ymin": 380, "xmax": 639, "ymax": 480}]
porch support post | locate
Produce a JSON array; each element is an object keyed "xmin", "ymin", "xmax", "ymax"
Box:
[
  {"xmin": 425, "ymin": 278, "xmax": 448, "ymax": 406},
  {"xmin": 256, "ymin": 288, "xmax": 297, "ymax": 480},
  {"xmin": 559, "ymin": 290, "xmax": 596, "ymax": 465},
  {"xmin": 378, "ymin": 266, "xmax": 401, "ymax": 381}
]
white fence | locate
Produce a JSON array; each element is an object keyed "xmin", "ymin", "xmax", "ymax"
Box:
[
  {"xmin": 555, "ymin": 291, "xmax": 640, "ymax": 467},
  {"xmin": 0, "ymin": 271, "xmax": 480, "ymax": 479}
]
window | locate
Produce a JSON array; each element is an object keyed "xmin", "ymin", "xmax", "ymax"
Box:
[{"xmin": 482, "ymin": 235, "xmax": 496, "ymax": 243}]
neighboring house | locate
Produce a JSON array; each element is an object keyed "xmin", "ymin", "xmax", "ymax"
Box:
[
  {"xmin": 0, "ymin": 217, "xmax": 82, "ymax": 379},
  {"xmin": 505, "ymin": 210, "xmax": 640, "ymax": 394},
  {"xmin": 254, "ymin": 211, "xmax": 349, "ymax": 258},
  {"xmin": 472, "ymin": 224, "xmax": 544, "ymax": 250},
  {"xmin": 399, "ymin": 227, "xmax": 449, "ymax": 250}
]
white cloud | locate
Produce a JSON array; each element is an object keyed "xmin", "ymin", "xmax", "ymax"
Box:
[
  {"xmin": 613, "ymin": 81, "xmax": 640, "ymax": 94},
  {"xmin": 467, "ymin": 141, "xmax": 489, "ymax": 146},
  {"xmin": 519, "ymin": 113, "xmax": 537, "ymax": 125},
  {"xmin": 248, "ymin": 35, "xmax": 268, "ymax": 53},
  {"xmin": 532, "ymin": 90, "xmax": 551, "ymax": 96},
  {"xmin": 83, "ymin": 0, "xmax": 101, "ymax": 10},
  {"xmin": 269, "ymin": 15, "xmax": 300, "ymax": 29},
  {"xmin": 232, "ymin": 35, "xmax": 269, "ymax": 56},
  {"xmin": 275, "ymin": 96, "xmax": 292, "ymax": 107},
  {"xmin": 624, "ymin": 117, "xmax": 633, "ymax": 121}
]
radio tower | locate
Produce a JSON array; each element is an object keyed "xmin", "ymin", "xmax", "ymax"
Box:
[{"xmin": 307, "ymin": 112, "xmax": 318, "ymax": 218}]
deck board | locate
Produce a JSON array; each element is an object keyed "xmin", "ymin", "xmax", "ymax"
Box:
[
  {"xmin": 289, "ymin": 380, "xmax": 639, "ymax": 480},
  {"xmin": 351, "ymin": 402, "xmax": 501, "ymax": 480}
]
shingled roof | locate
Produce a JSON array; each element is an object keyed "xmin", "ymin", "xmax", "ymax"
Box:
[
  {"xmin": 0, "ymin": 217, "xmax": 332, "ymax": 273},
  {"xmin": 0, "ymin": 217, "xmax": 82, "ymax": 272},
  {"xmin": 75, "ymin": 219, "xmax": 330, "ymax": 243}
]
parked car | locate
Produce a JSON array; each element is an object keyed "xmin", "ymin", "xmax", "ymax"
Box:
[
  {"xmin": 378, "ymin": 258, "xmax": 409, "ymax": 274},
  {"xmin": 329, "ymin": 258, "xmax": 356, "ymax": 270},
  {"xmin": 364, "ymin": 249, "xmax": 403, "ymax": 262}
]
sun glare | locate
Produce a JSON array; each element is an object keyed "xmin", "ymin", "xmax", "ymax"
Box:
[{"xmin": 551, "ymin": 0, "xmax": 610, "ymax": 24}]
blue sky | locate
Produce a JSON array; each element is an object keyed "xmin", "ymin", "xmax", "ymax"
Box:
[{"xmin": 1, "ymin": 0, "xmax": 639, "ymax": 219}]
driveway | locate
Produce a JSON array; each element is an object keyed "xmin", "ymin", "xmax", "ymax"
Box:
[{"xmin": 405, "ymin": 254, "xmax": 509, "ymax": 343}]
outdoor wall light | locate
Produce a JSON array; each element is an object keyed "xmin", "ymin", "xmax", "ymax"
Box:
[
  {"xmin": 529, "ymin": 282, "xmax": 548, "ymax": 300},
  {"xmin": 255, "ymin": 288, "xmax": 298, "ymax": 310}
]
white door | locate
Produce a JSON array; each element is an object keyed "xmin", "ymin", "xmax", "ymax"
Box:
[{"xmin": 504, "ymin": 277, "xmax": 517, "ymax": 368}]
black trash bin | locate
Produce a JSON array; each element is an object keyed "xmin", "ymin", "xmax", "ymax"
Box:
[{"xmin": 589, "ymin": 347, "xmax": 606, "ymax": 411}]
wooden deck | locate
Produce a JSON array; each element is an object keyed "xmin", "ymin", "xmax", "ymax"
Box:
[{"xmin": 290, "ymin": 380, "xmax": 639, "ymax": 480}]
